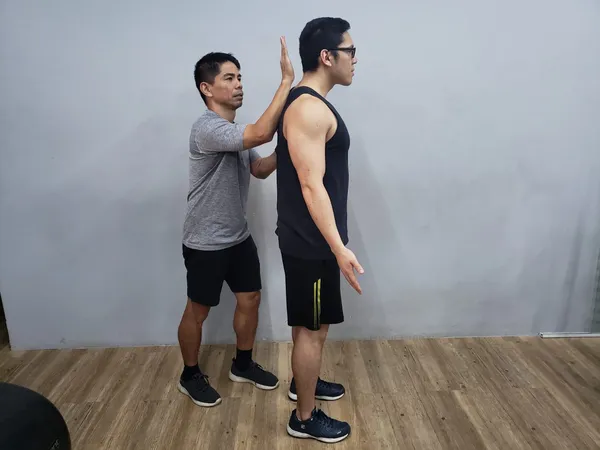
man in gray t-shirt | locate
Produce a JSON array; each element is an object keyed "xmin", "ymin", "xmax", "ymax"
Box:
[
  {"xmin": 182, "ymin": 109, "xmax": 260, "ymax": 251},
  {"xmin": 177, "ymin": 39, "xmax": 295, "ymax": 408}
]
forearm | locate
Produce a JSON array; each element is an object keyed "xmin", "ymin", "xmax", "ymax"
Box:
[
  {"xmin": 301, "ymin": 182, "xmax": 345, "ymax": 254},
  {"xmin": 254, "ymin": 81, "xmax": 292, "ymax": 140},
  {"xmin": 253, "ymin": 151, "xmax": 277, "ymax": 179}
]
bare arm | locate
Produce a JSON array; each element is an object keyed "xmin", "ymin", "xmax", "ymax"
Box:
[
  {"xmin": 250, "ymin": 151, "xmax": 277, "ymax": 179},
  {"xmin": 242, "ymin": 36, "xmax": 294, "ymax": 149},
  {"xmin": 285, "ymin": 98, "xmax": 346, "ymax": 254},
  {"xmin": 242, "ymin": 83, "xmax": 291, "ymax": 149},
  {"xmin": 285, "ymin": 96, "xmax": 364, "ymax": 293}
]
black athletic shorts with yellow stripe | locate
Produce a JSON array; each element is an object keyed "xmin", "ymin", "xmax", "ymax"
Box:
[{"xmin": 281, "ymin": 253, "xmax": 344, "ymax": 331}]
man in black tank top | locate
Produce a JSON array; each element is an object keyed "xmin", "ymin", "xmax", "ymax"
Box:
[{"xmin": 275, "ymin": 17, "xmax": 362, "ymax": 444}]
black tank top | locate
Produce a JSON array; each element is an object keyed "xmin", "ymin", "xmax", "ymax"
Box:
[{"xmin": 275, "ymin": 86, "xmax": 350, "ymax": 259}]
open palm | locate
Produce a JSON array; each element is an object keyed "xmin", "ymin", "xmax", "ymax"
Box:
[{"xmin": 280, "ymin": 36, "xmax": 294, "ymax": 83}]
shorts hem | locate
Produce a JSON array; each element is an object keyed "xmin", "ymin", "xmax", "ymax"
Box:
[
  {"xmin": 188, "ymin": 295, "xmax": 220, "ymax": 307},
  {"xmin": 287, "ymin": 319, "xmax": 344, "ymax": 331},
  {"xmin": 229, "ymin": 285, "xmax": 262, "ymax": 294}
]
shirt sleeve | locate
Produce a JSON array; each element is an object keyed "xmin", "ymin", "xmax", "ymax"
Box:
[
  {"xmin": 249, "ymin": 149, "xmax": 260, "ymax": 163},
  {"xmin": 196, "ymin": 115, "xmax": 248, "ymax": 153}
]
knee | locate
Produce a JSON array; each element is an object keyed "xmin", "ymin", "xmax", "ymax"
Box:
[
  {"xmin": 237, "ymin": 291, "xmax": 261, "ymax": 312},
  {"xmin": 318, "ymin": 324, "xmax": 329, "ymax": 341},
  {"xmin": 313, "ymin": 324, "xmax": 329, "ymax": 344},
  {"xmin": 193, "ymin": 311, "xmax": 209, "ymax": 327},
  {"xmin": 296, "ymin": 325, "xmax": 328, "ymax": 345},
  {"xmin": 184, "ymin": 300, "xmax": 210, "ymax": 327}
]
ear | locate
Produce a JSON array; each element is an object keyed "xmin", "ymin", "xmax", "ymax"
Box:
[
  {"xmin": 199, "ymin": 81, "xmax": 213, "ymax": 98},
  {"xmin": 319, "ymin": 49, "xmax": 334, "ymax": 68}
]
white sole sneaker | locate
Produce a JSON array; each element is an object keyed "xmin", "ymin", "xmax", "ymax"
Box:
[
  {"xmin": 177, "ymin": 382, "xmax": 222, "ymax": 407},
  {"xmin": 228, "ymin": 370, "xmax": 280, "ymax": 390},
  {"xmin": 287, "ymin": 391, "xmax": 345, "ymax": 401},
  {"xmin": 286, "ymin": 424, "xmax": 349, "ymax": 443}
]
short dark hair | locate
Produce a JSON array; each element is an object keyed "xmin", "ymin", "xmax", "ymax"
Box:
[
  {"xmin": 299, "ymin": 17, "xmax": 350, "ymax": 72},
  {"xmin": 193, "ymin": 52, "xmax": 241, "ymax": 103}
]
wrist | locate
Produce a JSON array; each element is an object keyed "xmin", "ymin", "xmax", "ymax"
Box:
[
  {"xmin": 331, "ymin": 243, "xmax": 346, "ymax": 256},
  {"xmin": 281, "ymin": 78, "xmax": 293, "ymax": 87}
]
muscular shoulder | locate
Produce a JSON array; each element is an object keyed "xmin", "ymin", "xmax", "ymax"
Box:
[{"xmin": 284, "ymin": 94, "xmax": 334, "ymax": 138}]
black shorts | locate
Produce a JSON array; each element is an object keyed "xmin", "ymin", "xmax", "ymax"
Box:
[
  {"xmin": 281, "ymin": 253, "xmax": 344, "ymax": 330},
  {"xmin": 183, "ymin": 236, "xmax": 261, "ymax": 306}
]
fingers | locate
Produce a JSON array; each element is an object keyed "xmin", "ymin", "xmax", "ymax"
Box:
[
  {"xmin": 280, "ymin": 36, "xmax": 287, "ymax": 54},
  {"xmin": 342, "ymin": 267, "xmax": 362, "ymax": 295},
  {"xmin": 352, "ymin": 258, "xmax": 364, "ymax": 274}
]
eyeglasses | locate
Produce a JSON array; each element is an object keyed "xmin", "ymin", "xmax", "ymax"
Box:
[{"xmin": 326, "ymin": 46, "xmax": 356, "ymax": 58}]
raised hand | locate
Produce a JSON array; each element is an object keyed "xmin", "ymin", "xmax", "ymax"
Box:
[{"xmin": 280, "ymin": 36, "xmax": 295, "ymax": 84}]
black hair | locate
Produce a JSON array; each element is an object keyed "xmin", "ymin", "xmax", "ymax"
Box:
[
  {"xmin": 193, "ymin": 52, "xmax": 241, "ymax": 103},
  {"xmin": 299, "ymin": 17, "xmax": 351, "ymax": 72}
]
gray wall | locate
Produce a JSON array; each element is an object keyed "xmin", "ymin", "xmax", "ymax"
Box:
[{"xmin": 1, "ymin": 0, "xmax": 600, "ymax": 350}]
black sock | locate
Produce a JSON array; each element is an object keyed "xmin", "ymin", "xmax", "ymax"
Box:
[
  {"xmin": 182, "ymin": 364, "xmax": 201, "ymax": 381},
  {"xmin": 235, "ymin": 348, "xmax": 252, "ymax": 371}
]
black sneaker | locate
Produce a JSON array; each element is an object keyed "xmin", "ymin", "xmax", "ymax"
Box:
[
  {"xmin": 228, "ymin": 359, "xmax": 280, "ymax": 390},
  {"xmin": 177, "ymin": 373, "xmax": 222, "ymax": 407},
  {"xmin": 288, "ymin": 377, "xmax": 345, "ymax": 401},
  {"xmin": 287, "ymin": 408, "xmax": 351, "ymax": 443}
]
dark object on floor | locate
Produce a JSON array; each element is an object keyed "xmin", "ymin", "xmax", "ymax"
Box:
[{"xmin": 0, "ymin": 382, "xmax": 71, "ymax": 449}]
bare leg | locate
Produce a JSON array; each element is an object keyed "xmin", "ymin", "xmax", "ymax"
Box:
[
  {"xmin": 178, "ymin": 298, "xmax": 210, "ymax": 366},
  {"xmin": 176, "ymin": 298, "xmax": 222, "ymax": 407},
  {"xmin": 233, "ymin": 291, "xmax": 261, "ymax": 351},
  {"xmin": 292, "ymin": 324, "xmax": 329, "ymax": 420},
  {"xmin": 292, "ymin": 326, "xmax": 300, "ymax": 344},
  {"xmin": 229, "ymin": 291, "xmax": 279, "ymax": 389}
]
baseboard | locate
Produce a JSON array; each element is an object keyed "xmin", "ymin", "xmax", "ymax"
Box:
[{"xmin": 539, "ymin": 332, "xmax": 600, "ymax": 338}]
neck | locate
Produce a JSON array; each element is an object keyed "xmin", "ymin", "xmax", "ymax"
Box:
[
  {"xmin": 207, "ymin": 102, "xmax": 236, "ymax": 122},
  {"xmin": 296, "ymin": 71, "xmax": 334, "ymax": 97}
]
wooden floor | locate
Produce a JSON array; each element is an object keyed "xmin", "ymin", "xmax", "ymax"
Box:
[{"xmin": 1, "ymin": 335, "xmax": 600, "ymax": 449}]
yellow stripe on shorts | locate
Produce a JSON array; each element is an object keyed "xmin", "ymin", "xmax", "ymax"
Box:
[{"xmin": 313, "ymin": 278, "xmax": 322, "ymax": 329}]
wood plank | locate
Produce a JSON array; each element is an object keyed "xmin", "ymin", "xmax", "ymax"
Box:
[
  {"xmin": 382, "ymin": 386, "xmax": 443, "ymax": 449},
  {"xmin": 0, "ymin": 337, "xmax": 598, "ymax": 449},
  {"xmin": 452, "ymin": 386, "xmax": 534, "ymax": 450}
]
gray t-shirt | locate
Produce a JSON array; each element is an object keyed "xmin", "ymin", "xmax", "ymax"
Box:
[{"xmin": 182, "ymin": 110, "xmax": 259, "ymax": 251}]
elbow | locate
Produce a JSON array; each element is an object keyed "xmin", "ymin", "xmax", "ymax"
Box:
[
  {"xmin": 300, "ymin": 179, "xmax": 322, "ymax": 198},
  {"xmin": 251, "ymin": 166, "xmax": 269, "ymax": 180},
  {"xmin": 262, "ymin": 131, "xmax": 276, "ymax": 145},
  {"xmin": 254, "ymin": 128, "xmax": 274, "ymax": 146},
  {"xmin": 258, "ymin": 167, "xmax": 275, "ymax": 179}
]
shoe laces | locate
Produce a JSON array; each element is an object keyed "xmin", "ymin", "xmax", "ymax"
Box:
[
  {"xmin": 191, "ymin": 372, "xmax": 211, "ymax": 392},
  {"xmin": 248, "ymin": 360, "xmax": 265, "ymax": 372},
  {"xmin": 313, "ymin": 409, "xmax": 337, "ymax": 430},
  {"xmin": 317, "ymin": 378, "xmax": 334, "ymax": 390}
]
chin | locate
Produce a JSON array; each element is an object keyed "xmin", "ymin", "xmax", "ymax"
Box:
[{"xmin": 336, "ymin": 73, "xmax": 354, "ymax": 87}]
